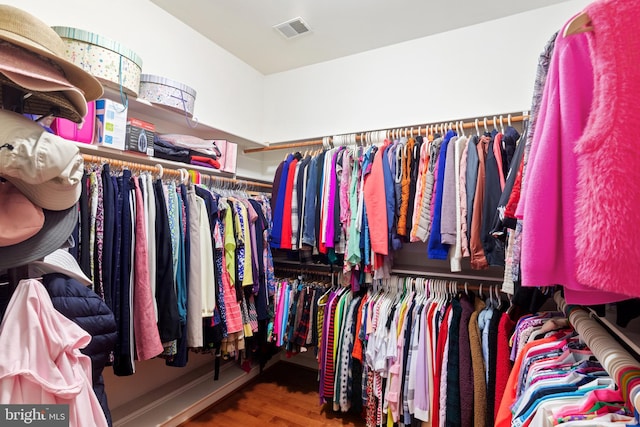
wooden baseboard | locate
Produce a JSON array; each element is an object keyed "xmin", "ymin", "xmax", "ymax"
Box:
[
  {"xmin": 112, "ymin": 357, "xmax": 279, "ymax": 427},
  {"xmin": 279, "ymin": 350, "xmax": 319, "ymax": 371}
]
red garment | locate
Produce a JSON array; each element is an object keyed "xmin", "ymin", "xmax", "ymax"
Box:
[
  {"xmin": 279, "ymin": 158, "xmax": 298, "ymax": 250},
  {"xmin": 132, "ymin": 179, "xmax": 163, "ymax": 360},
  {"xmin": 494, "ymin": 312, "xmax": 516, "ymax": 418},
  {"xmin": 504, "ymin": 159, "xmax": 524, "ymax": 220},
  {"xmin": 492, "ymin": 133, "xmax": 506, "ymax": 191},
  {"xmin": 351, "ymin": 294, "xmax": 368, "ymax": 362},
  {"xmin": 470, "ymin": 136, "xmax": 490, "ymax": 269},
  {"xmin": 318, "ymin": 199, "xmax": 327, "ymax": 254},
  {"xmin": 364, "ymin": 142, "xmax": 389, "ymax": 256},
  {"xmin": 190, "ymin": 155, "xmax": 221, "ymax": 169},
  {"xmin": 431, "ymin": 305, "xmax": 452, "ymax": 427}
]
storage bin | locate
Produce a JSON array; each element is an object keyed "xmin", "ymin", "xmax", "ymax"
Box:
[
  {"xmin": 52, "ymin": 26, "xmax": 143, "ymax": 96},
  {"xmin": 51, "ymin": 101, "xmax": 96, "ymax": 144},
  {"xmin": 139, "ymin": 74, "xmax": 197, "ymax": 117}
]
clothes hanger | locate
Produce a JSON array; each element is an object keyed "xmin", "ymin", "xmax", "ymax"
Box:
[
  {"xmin": 564, "ymin": 12, "xmax": 592, "ymax": 36},
  {"xmin": 507, "ymin": 113, "xmax": 512, "ymax": 128},
  {"xmin": 475, "ymin": 119, "xmax": 480, "ymax": 137},
  {"xmin": 499, "ymin": 115, "xmax": 505, "ymax": 134}
]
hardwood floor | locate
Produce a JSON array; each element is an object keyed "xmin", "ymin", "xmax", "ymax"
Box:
[{"xmin": 181, "ymin": 362, "xmax": 365, "ymax": 426}]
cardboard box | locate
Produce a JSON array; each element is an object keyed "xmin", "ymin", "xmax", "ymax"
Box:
[
  {"xmin": 126, "ymin": 118, "xmax": 155, "ymax": 156},
  {"xmin": 95, "ymin": 99, "xmax": 127, "ymax": 150}
]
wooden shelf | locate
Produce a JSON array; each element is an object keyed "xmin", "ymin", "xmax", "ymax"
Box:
[
  {"xmin": 76, "ymin": 141, "xmax": 234, "ymax": 178},
  {"xmin": 74, "ymin": 87, "xmax": 273, "ymax": 186},
  {"xmin": 102, "ymin": 87, "xmax": 266, "ymax": 151}
]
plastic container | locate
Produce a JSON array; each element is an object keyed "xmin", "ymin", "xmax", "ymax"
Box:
[
  {"xmin": 50, "ymin": 101, "xmax": 96, "ymax": 144},
  {"xmin": 52, "ymin": 26, "xmax": 143, "ymax": 96}
]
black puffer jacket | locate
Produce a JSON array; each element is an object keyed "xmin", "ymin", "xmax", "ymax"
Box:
[{"xmin": 42, "ymin": 273, "xmax": 117, "ymax": 427}]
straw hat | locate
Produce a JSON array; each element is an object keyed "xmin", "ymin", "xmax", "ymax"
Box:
[{"xmin": 0, "ymin": 5, "xmax": 103, "ymax": 120}]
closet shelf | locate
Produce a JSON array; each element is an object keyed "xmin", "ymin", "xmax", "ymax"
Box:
[
  {"xmin": 101, "ymin": 87, "xmax": 266, "ymax": 151},
  {"xmin": 76, "ymin": 143, "xmax": 273, "ymax": 189}
]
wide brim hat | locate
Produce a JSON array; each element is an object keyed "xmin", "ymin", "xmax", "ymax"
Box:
[
  {"xmin": 0, "ymin": 5, "xmax": 103, "ymax": 107},
  {"xmin": 29, "ymin": 249, "xmax": 92, "ymax": 287},
  {"xmin": 0, "ymin": 205, "xmax": 77, "ymax": 270}
]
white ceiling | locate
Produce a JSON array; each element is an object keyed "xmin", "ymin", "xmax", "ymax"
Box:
[{"xmin": 152, "ymin": 0, "xmax": 568, "ymax": 75}]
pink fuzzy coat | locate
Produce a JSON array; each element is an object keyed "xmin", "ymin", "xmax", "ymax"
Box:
[
  {"xmin": 518, "ymin": 13, "xmax": 627, "ymax": 305},
  {"xmin": 574, "ymin": 0, "xmax": 640, "ymax": 298}
]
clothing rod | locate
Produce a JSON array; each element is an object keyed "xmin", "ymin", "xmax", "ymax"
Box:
[
  {"xmin": 81, "ymin": 153, "xmax": 272, "ymax": 189},
  {"xmin": 555, "ymin": 292, "xmax": 640, "ymax": 412},
  {"xmin": 276, "ymin": 266, "xmax": 335, "ymax": 277},
  {"xmin": 244, "ymin": 112, "xmax": 529, "ymax": 153},
  {"xmin": 391, "ymin": 268, "xmax": 504, "ymax": 283}
]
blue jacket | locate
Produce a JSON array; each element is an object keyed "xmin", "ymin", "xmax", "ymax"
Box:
[
  {"xmin": 428, "ymin": 130, "xmax": 456, "ymax": 259},
  {"xmin": 42, "ymin": 273, "xmax": 117, "ymax": 427}
]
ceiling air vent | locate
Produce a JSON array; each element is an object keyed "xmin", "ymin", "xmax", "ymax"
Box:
[{"xmin": 273, "ymin": 17, "xmax": 311, "ymax": 39}]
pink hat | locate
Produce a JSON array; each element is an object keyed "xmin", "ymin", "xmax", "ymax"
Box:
[
  {"xmin": 0, "ymin": 186, "xmax": 77, "ymax": 270},
  {"xmin": 0, "ymin": 41, "xmax": 89, "ymax": 121},
  {"xmin": 0, "ymin": 180, "xmax": 44, "ymax": 246}
]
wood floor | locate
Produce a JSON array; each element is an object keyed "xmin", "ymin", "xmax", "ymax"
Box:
[{"xmin": 181, "ymin": 362, "xmax": 365, "ymax": 426}]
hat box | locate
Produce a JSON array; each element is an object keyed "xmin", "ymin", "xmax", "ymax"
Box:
[
  {"xmin": 139, "ymin": 74, "xmax": 197, "ymax": 117},
  {"xmin": 52, "ymin": 26, "xmax": 143, "ymax": 97}
]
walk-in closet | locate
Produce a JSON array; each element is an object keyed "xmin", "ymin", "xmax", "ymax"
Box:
[{"xmin": 0, "ymin": 1, "xmax": 638, "ymax": 426}]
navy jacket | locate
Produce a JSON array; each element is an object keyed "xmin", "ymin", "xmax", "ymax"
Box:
[{"xmin": 42, "ymin": 273, "xmax": 117, "ymax": 427}]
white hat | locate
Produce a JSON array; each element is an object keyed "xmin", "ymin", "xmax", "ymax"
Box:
[
  {"xmin": 29, "ymin": 249, "xmax": 92, "ymax": 287},
  {"xmin": 0, "ymin": 110, "xmax": 83, "ymax": 211}
]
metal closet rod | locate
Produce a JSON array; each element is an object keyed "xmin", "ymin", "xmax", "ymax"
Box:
[
  {"xmin": 244, "ymin": 111, "xmax": 529, "ymax": 154},
  {"xmin": 391, "ymin": 268, "xmax": 504, "ymax": 283},
  {"xmin": 81, "ymin": 154, "xmax": 273, "ymax": 189},
  {"xmin": 276, "ymin": 266, "xmax": 335, "ymax": 277}
]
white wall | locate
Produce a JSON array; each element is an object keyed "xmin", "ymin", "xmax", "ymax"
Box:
[
  {"xmin": 5, "ymin": 0, "xmax": 266, "ymax": 144},
  {"xmin": 262, "ymin": 0, "xmax": 592, "ymax": 146}
]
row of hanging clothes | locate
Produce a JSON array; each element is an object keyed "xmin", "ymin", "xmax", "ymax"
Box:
[
  {"xmin": 269, "ymin": 117, "xmax": 526, "ymax": 292},
  {"xmin": 494, "ymin": 294, "xmax": 640, "ymax": 427},
  {"xmin": 303, "ymin": 275, "xmax": 640, "ymax": 427},
  {"xmin": 281, "ymin": 274, "xmax": 529, "ymax": 427},
  {"xmin": 318, "ymin": 276, "xmax": 513, "ymax": 426},
  {"xmin": 269, "ymin": 270, "xmax": 338, "ymax": 355},
  {"xmin": 69, "ymin": 160, "xmax": 277, "ymax": 376}
]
